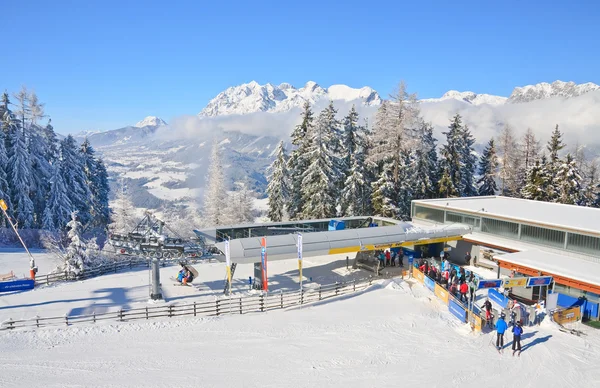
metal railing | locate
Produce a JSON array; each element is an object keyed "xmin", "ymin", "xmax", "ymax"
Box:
[{"xmin": 1, "ymin": 277, "xmax": 373, "ymax": 331}]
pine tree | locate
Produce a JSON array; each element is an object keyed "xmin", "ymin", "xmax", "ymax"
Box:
[
  {"xmin": 340, "ymin": 118, "xmax": 371, "ymax": 216},
  {"xmin": 581, "ymin": 162, "xmax": 599, "ymax": 207},
  {"xmin": 287, "ymin": 102, "xmax": 314, "ymax": 220},
  {"xmin": 92, "ymin": 158, "xmax": 110, "ymax": 227},
  {"xmin": 439, "ymin": 114, "xmax": 463, "ymax": 197},
  {"xmin": 477, "ymin": 139, "xmax": 499, "ymax": 196},
  {"xmin": 300, "ymin": 102, "xmax": 341, "ymax": 219},
  {"xmin": 266, "ymin": 141, "xmax": 289, "ymax": 222},
  {"xmin": 110, "ymin": 181, "xmax": 137, "ymax": 232},
  {"xmin": 60, "ymin": 135, "xmax": 92, "ymax": 226},
  {"xmin": 547, "ymin": 125, "xmax": 565, "ymax": 165},
  {"xmin": 8, "ymin": 123, "xmax": 34, "ymax": 228},
  {"xmin": 341, "ymin": 105, "xmax": 360, "ymax": 174},
  {"xmin": 42, "ymin": 162, "xmax": 73, "ymax": 230},
  {"xmin": 521, "ymin": 156, "xmax": 551, "ymax": 201},
  {"xmin": 371, "ymin": 158, "xmax": 400, "ymax": 217},
  {"xmin": 28, "ymin": 125, "xmax": 53, "ymax": 226},
  {"xmin": 0, "ymin": 131, "xmax": 11, "ymax": 227},
  {"xmin": 225, "ymin": 182, "xmax": 255, "ymax": 224},
  {"xmin": 412, "ymin": 121, "xmax": 438, "ymax": 200},
  {"xmin": 556, "ymin": 154, "xmax": 583, "ymax": 205},
  {"xmin": 63, "ymin": 212, "xmax": 89, "ymax": 276},
  {"xmin": 545, "ymin": 125, "xmax": 566, "ymax": 202},
  {"xmin": 43, "ymin": 119, "xmax": 59, "ymax": 163},
  {"xmin": 202, "ymin": 140, "xmax": 228, "ymax": 226},
  {"xmin": 460, "ymin": 124, "xmax": 478, "ymax": 197},
  {"xmin": 396, "ymin": 150, "xmax": 414, "ymax": 219}
]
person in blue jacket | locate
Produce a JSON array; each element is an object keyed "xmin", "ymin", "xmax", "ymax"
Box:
[
  {"xmin": 496, "ymin": 313, "xmax": 508, "ymax": 350},
  {"xmin": 512, "ymin": 321, "xmax": 523, "ymax": 355}
]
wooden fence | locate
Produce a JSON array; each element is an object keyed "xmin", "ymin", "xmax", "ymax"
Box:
[{"xmin": 1, "ymin": 277, "xmax": 373, "ymax": 331}]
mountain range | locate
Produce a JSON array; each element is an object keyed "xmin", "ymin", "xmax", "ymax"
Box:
[{"xmin": 78, "ymin": 79, "xmax": 600, "ymax": 223}]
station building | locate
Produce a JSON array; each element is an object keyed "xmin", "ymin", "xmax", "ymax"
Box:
[{"xmin": 410, "ymin": 196, "xmax": 600, "ymax": 320}]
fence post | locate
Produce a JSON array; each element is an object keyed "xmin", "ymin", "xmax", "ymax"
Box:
[
  {"xmin": 216, "ymin": 298, "xmax": 220, "ymax": 316},
  {"xmin": 168, "ymin": 305, "xmax": 173, "ymax": 318},
  {"xmin": 335, "ymin": 282, "xmax": 339, "ymax": 296},
  {"xmin": 129, "ymin": 259, "xmax": 132, "ymax": 269},
  {"xmin": 114, "ymin": 262, "xmax": 117, "ymax": 273},
  {"xmin": 46, "ymin": 274, "xmax": 49, "ymax": 284},
  {"xmin": 301, "ymin": 290, "xmax": 304, "ymax": 305},
  {"xmin": 260, "ymin": 293, "xmax": 264, "ymax": 312},
  {"xmin": 146, "ymin": 307, "xmax": 149, "ymax": 319},
  {"xmin": 353, "ymin": 279, "xmax": 356, "ymax": 292},
  {"xmin": 36, "ymin": 316, "xmax": 40, "ymax": 328},
  {"xmin": 119, "ymin": 309, "xmax": 124, "ymax": 321},
  {"xmin": 65, "ymin": 315, "xmax": 68, "ymax": 326},
  {"xmin": 319, "ymin": 286, "xmax": 322, "ymax": 300},
  {"xmin": 93, "ymin": 312, "xmax": 96, "ymax": 324},
  {"xmin": 280, "ymin": 290, "xmax": 283, "ymax": 308},
  {"xmin": 239, "ymin": 297, "xmax": 243, "ymax": 314},
  {"xmin": 194, "ymin": 302, "xmax": 197, "ymax": 317},
  {"xmin": 8, "ymin": 318, "xmax": 14, "ymax": 330}
]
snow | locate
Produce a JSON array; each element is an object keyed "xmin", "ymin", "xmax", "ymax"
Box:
[
  {"xmin": 421, "ymin": 90, "xmax": 508, "ymax": 106},
  {"xmin": 134, "ymin": 116, "xmax": 167, "ymax": 128},
  {"xmin": 494, "ymin": 250, "xmax": 600, "ymax": 287},
  {"xmin": 413, "ymin": 196, "xmax": 600, "ymax": 236},
  {"xmin": 1, "ymin": 249, "xmax": 599, "ymax": 387},
  {"xmin": 509, "ymin": 80, "xmax": 600, "ymax": 103}
]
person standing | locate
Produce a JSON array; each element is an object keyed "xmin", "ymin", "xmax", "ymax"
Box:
[
  {"xmin": 459, "ymin": 281, "xmax": 468, "ymax": 303},
  {"xmin": 496, "ymin": 313, "xmax": 508, "ymax": 351},
  {"xmin": 512, "ymin": 321, "xmax": 523, "ymax": 356},
  {"xmin": 483, "ymin": 299, "xmax": 493, "ymax": 328}
]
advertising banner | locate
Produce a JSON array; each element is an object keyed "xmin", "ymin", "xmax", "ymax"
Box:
[
  {"xmin": 297, "ymin": 234, "xmax": 303, "ymax": 288},
  {"xmin": 477, "ymin": 279, "xmax": 504, "ymax": 290},
  {"xmin": 526, "ymin": 276, "xmax": 553, "ymax": 287},
  {"xmin": 469, "ymin": 312, "xmax": 483, "ymax": 331},
  {"xmin": 552, "ymin": 306, "xmax": 581, "ymax": 325},
  {"xmin": 225, "ymin": 239, "xmax": 231, "ymax": 294},
  {"xmin": 0, "ymin": 279, "xmax": 35, "ymax": 293},
  {"xmin": 261, "ymin": 237, "xmax": 268, "ymax": 291},
  {"xmin": 412, "ymin": 267, "xmax": 424, "ymax": 283},
  {"xmin": 434, "ymin": 284, "xmax": 449, "ymax": 305},
  {"xmin": 424, "ymin": 276, "xmax": 435, "ymax": 291},
  {"xmin": 488, "ymin": 288, "xmax": 509, "ymax": 308},
  {"xmin": 448, "ymin": 299, "xmax": 467, "ymax": 322},
  {"xmin": 504, "ymin": 277, "xmax": 528, "ymax": 288}
]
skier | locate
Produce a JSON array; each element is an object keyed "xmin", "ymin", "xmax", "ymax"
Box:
[
  {"xmin": 483, "ymin": 299, "xmax": 493, "ymax": 328},
  {"xmin": 512, "ymin": 321, "xmax": 523, "ymax": 356},
  {"xmin": 496, "ymin": 313, "xmax": 508, "ymax": 351},
  {"xmin": 534, "ymin": 300, "xmax": 545, "ymax": 326},
  {"xmin": 176, "ymin": 266, "xmax": 186, "ymax": 283},
  {"xmin": 459, "ymin": 281, "xmax": 468, "ymax": 303}
]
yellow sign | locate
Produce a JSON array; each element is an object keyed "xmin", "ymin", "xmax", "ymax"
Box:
[
  {"xmin": 553, "ymin": 307, "xmax": 581, "ymax": 325},
  {"xmin": 413, "ymin": 267, "xmax": 424, "ymax": 283},
  {"xmin": 434, "ymin": 284, "xmax": 449, "ymax": 305},
  {"xmin": 504, "ymin": 277, "xmax": 528, "ymax": 288},
  {"xmin": 469, "ymin": 312, "xmax": 483, "ymax": 331},
  {"xmin": 0, "ymin": 199, "xmax": 7, "ymax": 211}
]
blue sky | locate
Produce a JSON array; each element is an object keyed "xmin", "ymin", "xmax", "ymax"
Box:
[{"xmin": 3, "ymin": 0, "xmax": 599, "ymax": 134}]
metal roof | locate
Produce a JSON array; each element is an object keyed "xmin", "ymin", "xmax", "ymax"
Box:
[
  {"xmin": 413, "ymin": 196, "xmax": 600, "ymax": 236},
  {"xmin": 214, "ymin": 223, "xmax": 472, "ymax": 264}
]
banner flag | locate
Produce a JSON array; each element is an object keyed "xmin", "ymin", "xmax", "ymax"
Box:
[
  {"xmin": 225, "ymin": 239, "xmax": 231, "ymax": 294},
  {"xmin": 297, "ymin": 234, "xmax": 303, "ymax": 289},
  {"xmin": 261, "ymin": 237, "xmax": 268, "ymax": 291}
]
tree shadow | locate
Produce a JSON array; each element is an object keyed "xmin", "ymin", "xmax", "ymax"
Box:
[
  {"xmin": 521, "ymin": 335, "xmax": 552, "ymax": 352},
  {"xmin": 67, "ymin": 286, "xmax": 145, "ymax": 316}
]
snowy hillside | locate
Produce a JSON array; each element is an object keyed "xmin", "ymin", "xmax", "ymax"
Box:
[
  {"xmin": 1, "ymin": 251, "xmax": 599, "ymax": 387},
  {"xmin": 199, "ymin": 81, "xmax": 382, "ymax": 116},
  {"xmin": 508, "ymin": 80, "xmax": 600, "ymax": 103},
  {"xmin": 421, "ymin": 90, "xmax": 508, "ymax": 106},
  {"xmin": 134, "ymin": 116, "xmax": 167, "ymax": 128}
]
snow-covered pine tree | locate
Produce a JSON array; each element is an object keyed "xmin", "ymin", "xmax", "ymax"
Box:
[
  {"xmin": 340, "ymin": 117, "xmax": 371, "ymax": 216},
  {"xmin": 460, "ymin": 124, "xmax": 478, "ymax": 197},
  {"xmin": 109, "ymin": 181, "xmax": 137, "ymax": 232},
  {"xmin": 0, "ymin": 131, "xmax": 12, "ymax": 227},
  {"xmin": 225, "ymin": 182, "xmax": 255, "ymax": 224},
  {"xmin": 498, "ymin": 124, "xmax": 521, "ymax": 196},
  {"xmin": 202, "ymin": 140, "xmax": 228, "ymax": 226},
  {"xmin": 60, "ymin": 135, "xmax": 92, "ymax": 225},
  {"xmin": 62, "ymin": 212, "xmax": 89, "ymax": 276},
  {"xmin": 412, "ymin": 121, "xmax": 439, "ymax": 200},
  {"xmin": 396, "ymin": 150, "xmax": 415, "ymax": 219},
  {"xmin": 287, "ymin": 102, "xmax": 314, "ymax": 220},
  {"xmin": 300, "ymin": 102, "xmax": 341, "ymax": 219},
  {"xmin": 28, "ymin": 91, "xmax": 45, "ymax": 125},
  {"xmin": 341, "ymin": 105, "xmax": 360, "ymax": 175},
  {"xmin": 42, "ymin": 163, "xmax": 73, "ymax": 230},
  {"xmin": 477, "ymin": 139, "xmax": 499, "ymax": 196},
  {"xmin": 13, "ymin": 86, "xmax": 30, "ymax": 136},
  {"xmin": 92, "ymin": 158, "xmax": 110, "ymax": 227},
  {"xmin": 555, "ymin": 154, "xmax": 583, "ymax": 205},
  {"xmin": 371, "ymin": 158, "xmax": 400, "ymax": 217},
  {"xmin": 8, "ymin": 121, "xmax": 34, "ymax": 228},
  {"xmin": 43, "ymin": 119, "xmax": 59, "ymax": 163},
  {"xmin": 28, "ymin": 125, "xmax": 53, "ymax": 226},
  {"xmin": 438, "ymin": 165, "xmax": 457, "ymax": 198},
  {"xmin": 545, "ymin": 125, "xmax": 566, "ymax": 202},
  {"xmin": 521, "ymin": 156, "xmax": 551, "ymax": 201},
  {"xmin": 521, "ymin": 128, "xmax": 541, "ymax": 171},
  {"xmin": 266, "ymin": 140, "xmax": 289, "ymax": 222},
  {"xmin": 581, "ymin": 161, "xmax": 599, "ymax": 207},
  {"xmin": 439, "ymin": 114, "xmax": 463, "ymax": 197}
]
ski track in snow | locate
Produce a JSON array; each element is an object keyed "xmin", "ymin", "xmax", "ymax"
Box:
[{"xmin": 1, "ymin": 253, "xmax": 600, "ymax": 387}]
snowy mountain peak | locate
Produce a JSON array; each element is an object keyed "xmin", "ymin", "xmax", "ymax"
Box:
[
  {"xmin": 134, "ymin": 116, "xmax": 167, "ymax": 128},
  {"xmin": 421, "ymin": 90, "xmax": 507, "ymax": 106},
  {"xmin": 199, "ymin": 81, "xmax": 381, "ymax": 117},
  {"xmin": 508, "ymin": 80, "xmax": 600, "ymax": 103}
]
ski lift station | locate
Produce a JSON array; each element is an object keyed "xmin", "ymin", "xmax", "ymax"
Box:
[{"xmin": 410, "ymin": 196, "xmax": 600, "ymax": 320}]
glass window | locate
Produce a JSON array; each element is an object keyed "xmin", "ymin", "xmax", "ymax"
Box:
[
  {"xmin": 520, "ymin": 224, "xmax": 566, "ymax": 249},
  {"xmin": 481, "ymin": 217, "xmax": 519, "ymax": 239},
  {"xmin": 413, "ymin": 205, "xmax": 445, "ymax": 223},
  {"xmin": 566, "ymin": 233, "xmax": 600, "ymax": 256},
  {"xmin": 446, "ymin": 211, "xmax": 480, "ymax": 227}
]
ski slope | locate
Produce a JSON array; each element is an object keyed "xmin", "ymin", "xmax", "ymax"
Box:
[{"xmin": 1, "ymin": 251, "xmax": 600, "ymax": 388}]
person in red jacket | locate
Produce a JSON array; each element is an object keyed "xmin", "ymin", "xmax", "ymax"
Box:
[{"xmin": 459, "ymin": 281, "xmax": 468, "ymax": 303}]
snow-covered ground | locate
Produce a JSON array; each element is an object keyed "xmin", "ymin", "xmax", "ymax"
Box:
[{"xmin": 1, "ymin": 250, "xmax": 600, "ymax": 388}]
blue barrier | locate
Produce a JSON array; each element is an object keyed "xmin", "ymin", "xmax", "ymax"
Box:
[
  {"xmin": 552, "ymin": 291, "xmax": 600, "ymax": 320},
  {"xmin": 0, "ymin": 279, "xmax": 35, "ymax": 293},
  {"xmin": 448, "ymin": 299, "xmax": 467, "ymax": 322},
  {"xmin": 488, "ymin": 288, "xmax": 509, "ymax": 308},
  {"xmin": 424, "ymin": 276, "xmax": 435, "ymax": 291}
]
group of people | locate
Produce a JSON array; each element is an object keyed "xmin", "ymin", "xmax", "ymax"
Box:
[
  {"xmin": 176, "ymin": 265, "xmax": 194, "ymax": 285},
  {"xmin": 376, "ymin": 249, "xmax": 404, "ymax": 268},
  {"xmin": 494, "ymin": 312, "xmax": 524, "ymax": 356},
  {"xmin": 416, "ymin": 258, "xmax": 478, "ymax": 304}
]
